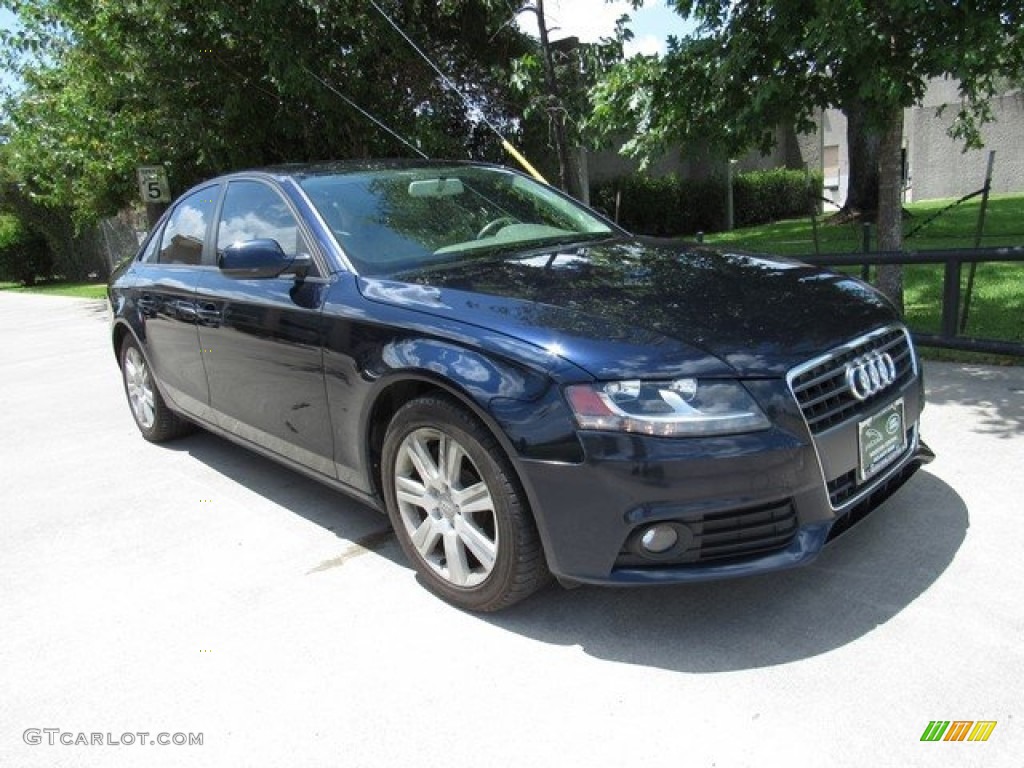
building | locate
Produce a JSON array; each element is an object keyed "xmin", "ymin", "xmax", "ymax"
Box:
[{"xmin": 821, "ymin": 79, "xmax": 1024, "ymax": 206}]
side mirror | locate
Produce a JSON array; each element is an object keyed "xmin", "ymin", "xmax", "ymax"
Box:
[{"xmin": 218, "ymin": 239, "xmax": 310, "ymax": 279}]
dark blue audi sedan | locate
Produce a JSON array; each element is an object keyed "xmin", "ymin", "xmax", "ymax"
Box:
[{"xmin": 108, "ymin": 161, "xmax": 932, "ymax": 611}]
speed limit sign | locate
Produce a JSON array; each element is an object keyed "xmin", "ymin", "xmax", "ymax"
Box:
[{"xmin": 136, "ymin": 165, "xmax": 171, "ymax": 203}]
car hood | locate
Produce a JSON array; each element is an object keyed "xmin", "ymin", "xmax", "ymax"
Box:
[{"xmin": 357, "ymin": 238, "xmax": 899, "ymax": 379}]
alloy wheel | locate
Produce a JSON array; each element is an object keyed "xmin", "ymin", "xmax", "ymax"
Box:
[{"xmin": 392, "ymin": 427, "xmax": 498, "ymax": 588}]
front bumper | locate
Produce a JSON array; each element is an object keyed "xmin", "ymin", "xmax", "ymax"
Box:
[{"xmin": 515, "ymin": 329, "xmax": 933, "ymax": 585}]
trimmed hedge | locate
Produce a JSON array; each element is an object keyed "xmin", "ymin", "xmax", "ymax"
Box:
[
  {"xmin": 590, "ymin": 175, "xmax": 724, "ymax": 237},
  {"xmin": 733, "ymin": 169, "xmax": 824, "ymax": 229},
  {"xmin": 591, "ymin": 168, "xmax": 823, "ymax": 237}
]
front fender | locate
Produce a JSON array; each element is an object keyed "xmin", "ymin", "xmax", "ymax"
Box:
[
  {"xmin": 371, "ymin": 337, "xmax": 583, "ymax": 463},
  {"xmin": 380, "ymin": 336, "xmax": 546, "ymax": 403}
]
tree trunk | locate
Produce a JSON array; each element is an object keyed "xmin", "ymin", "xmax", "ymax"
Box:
[
  {"xmin": 875, "ymin": 106, "xmax": 905, "ymax": 314},
  {"xmin": 535, "ymin": 0, "xmax": 579, "ymax": 198},
  {"xmin": 842, "ymin": 98, "xmax": 880, "ymax": 216}
]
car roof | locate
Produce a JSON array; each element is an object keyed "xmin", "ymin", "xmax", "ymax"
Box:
[{"xmin": 236, "ymin": 159, "xmax": 499, "ymax": 182}]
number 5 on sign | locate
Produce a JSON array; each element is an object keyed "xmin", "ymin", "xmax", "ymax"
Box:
[{"xmin": 136, "ymin": 165, "xmax": 171, "ymax": 203}]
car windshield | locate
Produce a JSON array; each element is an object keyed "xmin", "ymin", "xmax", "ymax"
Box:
[{"xmin": 298, "ymin": 165, "xmax": 615, "ymax": 276}]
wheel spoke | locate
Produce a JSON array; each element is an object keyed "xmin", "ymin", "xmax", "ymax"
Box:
[
  {"xmin": 124, "ymin": 348, "xmax": 156, "ymax": 429},
  {"xmin": 141, "ymin": 400, "xmax": 154, "ymax": 426},
  {"xmin": 411, "ymin": 517, "xmax": 441, "ymax": 558},
  {"xmin": 405, "ymin": 433, "xmax": 440, "ymax": 485},
  {"xmin": 395, "ymin": 475, "xmax": 431, "ymax": 510},
  {"xmin": 440, "ymin": 434, "xmax": 464, "ymax": 488},
  {"xmin": 443, "ymin": 529, "xmax": 471, "ymax": 586},
  {"xmin": 454, "ymin": 515, "xmax": 496, "ymax": 572},
  {"xmin": 452, "ymin": 482, "xmax": 491, "ymax": 515}
]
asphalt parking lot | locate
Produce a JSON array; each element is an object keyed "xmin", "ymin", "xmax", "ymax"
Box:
[{"xmin": 1, "ymin": 291, "xmax": 1021, "ymax": 767}]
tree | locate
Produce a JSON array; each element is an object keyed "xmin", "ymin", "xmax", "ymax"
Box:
[
  {"xmin": 0, "ymin": 0, "xmax": 536, "ymax": 223},
  {"xmin": 842, "ymin": 100, "xmax": 881, "ymax": 219},
  {"xmin": 0, "ymin": 210, "xmax": 52, "ymax": 285},
  {"xmin": 592, "ymin": 0, "xmax": 1024, "ymax": 310},
  {"xmin": 519, "ymin": 0, "xmax": 576, "ymax": 197},
  {"xmin": 511, "ymin": 5, "xmax": 631, "ymax": 199},
  {"xmin": 0, "ymin": 143, "xmax": 106, "ymax": 280}
]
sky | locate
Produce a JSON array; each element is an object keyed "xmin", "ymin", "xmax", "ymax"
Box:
[{"xmin": 516, "ymin": 0, "xmax": 697, "ymax": 56}]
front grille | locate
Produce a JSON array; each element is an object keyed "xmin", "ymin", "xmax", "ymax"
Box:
[
  {"xmin": 695, "ymin": 503, "xmax": 798, "ymax": 561},
  {"xmin": 789, "ymin": 326, "xmax": 915, "ymax": 435},
  {"xmin": 826, "ymin": 469, "xmax": 858, "ymax": 507},
  {"xmin": 826, "ymin": 453, "xmax": 924, "ymax": 542},
  {"xmin": 616, "ymin": 502, "xmax": 798, "ymax": 568},
  {"xmin": 827, "ymin": 427, "xmax": 915, "ymax": 507}
]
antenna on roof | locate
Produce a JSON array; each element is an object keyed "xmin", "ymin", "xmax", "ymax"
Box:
[{"xmin": 368, "ymin": 0, "xmax": 549, "ymax": 184}]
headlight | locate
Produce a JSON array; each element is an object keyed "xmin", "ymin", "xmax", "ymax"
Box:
[{"xmin": 565, "ymin": 378, "xmax": 770, "ymax": 437}]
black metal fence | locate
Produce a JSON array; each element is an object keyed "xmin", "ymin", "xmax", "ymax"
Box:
[{"xmin": 807, "ymin": 246, "xmax": 1024, "ymax": 358}]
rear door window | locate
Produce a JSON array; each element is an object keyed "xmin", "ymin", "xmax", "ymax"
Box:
[{"xmin": 158, "ymin": 186, "xmax": 218, "ymax": 265}]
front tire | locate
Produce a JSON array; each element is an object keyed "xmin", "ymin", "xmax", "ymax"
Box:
[
  {"xmin": 381, "ymin": 395, "xmax": 549, "ymax": 611},
  {"xmin": 120, "ymin": 336, "xmax": 192, "ymax": 443}
]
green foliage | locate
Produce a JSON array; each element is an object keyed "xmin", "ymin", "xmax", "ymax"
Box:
[
  {"xmin": 0, "ymin": 214, "xmax": 20, "ymax": 251},
  {"xmin": 510, "ymin": 15, "xmax": 631, "ymax": 151},
  {"xmin": 599, "ymin": 0, "xmax": 1023, "ymax": 304},
  {"xmin": 591, "ymin": 174, "xmax": 722, "ymax": 236},
  {"xmin": 733, "ymin": 169, "xmax": 822, "ymax": 229},
  {"xmin": 0, "ymin": 213, "xmax": 54, "ymax": 285},
  {"xmin": 0, "ymin": 150, "xmax": 107, "ymax": 280},
  {"xmin": 0, "ymin": 0, "xmax": 536, "ymax": 223},
  {"xmin": 593, "ymin": 1, "xmax": 1024, "ymax": 160},
  {"xmin": 591, "ymin": 169, "xmax": 821, "ymax": 236}
]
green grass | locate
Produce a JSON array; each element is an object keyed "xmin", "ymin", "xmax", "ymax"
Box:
[
  {"xmin": 0, "ymin": 280, "xmax": 107, "ymax": 300},
  {"xmin": 705, "ymin": 193, "xmax": 1024, "ymax": 255},
  {"xmin": 704, "ymin": 194, "xmax": 1024, "ymax": 362}
]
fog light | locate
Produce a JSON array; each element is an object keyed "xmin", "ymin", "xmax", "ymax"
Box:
[{"xmin": 640, "ymin": 524, "xmax": 679, "ymax": 554}]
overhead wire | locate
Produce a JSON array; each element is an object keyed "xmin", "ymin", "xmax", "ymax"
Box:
[
  {"xmin": 367, "ymin": 0, "xmax": 549, "ymax": 184},
  {"xmin": 304, "ymin": 66, "xmax": 429, "ymax": 159}
]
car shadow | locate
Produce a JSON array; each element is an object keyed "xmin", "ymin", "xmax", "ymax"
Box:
[
  {"xmin": 484, "ymin": 469, "xmax": 967, "ymax": 673},
  {"xmin": 165, "ymin": 429, "xmax": 404, "ymax": 568},
  {"xmin": 158, "ymin": 430, "xmax": 967, "ymax": 673}
]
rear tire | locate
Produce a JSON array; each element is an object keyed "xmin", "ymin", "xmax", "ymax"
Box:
[
  {"xmin": 120, "ymin": 336, "xmax": 193, "ymax": 443},
  {"xmin": 381, "ymin": 395, "xmax": 549, "ymax": 611}
]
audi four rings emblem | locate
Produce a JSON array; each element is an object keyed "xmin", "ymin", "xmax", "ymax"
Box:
[{"xmin": 845, "ymin": 352, "xmax": 897, "ymax": 401}]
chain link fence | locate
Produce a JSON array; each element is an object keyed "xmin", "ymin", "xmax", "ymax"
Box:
[{"xmin": 95, "ymin": 209, "xmax": 146, "ymax": 278}]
